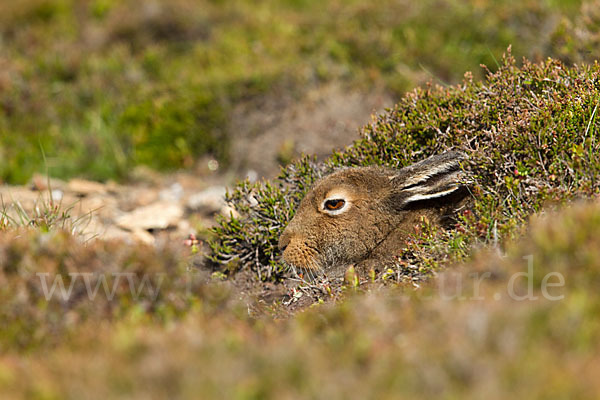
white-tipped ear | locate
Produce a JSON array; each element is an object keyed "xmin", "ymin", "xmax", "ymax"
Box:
[
  {"xmin": 388, "ymin": 151, "xmax": 468, "ymax": 208},
  {"xmin": 403, "ymin": 184, "xmax": 462, "ymax": 204}
]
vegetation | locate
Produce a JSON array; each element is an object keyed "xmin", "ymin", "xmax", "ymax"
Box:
[
  {"xmin": 1, "ymin": 192, "xmax": 89, "ymax": 234},
  {"xmin": 0, "ymin": 229, "xmax": 203, "ymax": 351},
  {"xmin": 0, "ymin": 0, "xmax": 596, "ymax": 184},
  {"xmin": 2, "ymin": 202, "xmax": 600, "ymax": 398},
  {"xmin": 2, "ymin": 1, "xmax": 600, "ymax": 398},
  {"xmin": 210, "ymin": 53, "xmax": 600, "ymax": 281}
]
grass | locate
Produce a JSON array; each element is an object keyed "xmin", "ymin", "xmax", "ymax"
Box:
[
  {"xmin": 0, "ymin": 0, "xmax": 595, "ymax": 184},
  {"xmin": 2, "ymin": 201, "xmax": 600, "ymax": 398},
  {"xmin": 0, "ymin": 173, "xmax": 94, "ymax": 235},
  {"xmin": 1, "ymin": 195, "xmax": 73, "ymax": 233}
]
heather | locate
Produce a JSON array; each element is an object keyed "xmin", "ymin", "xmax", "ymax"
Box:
[{"xmin": 210, "ymin": 54, "xmax": 600, "ymax": 282}]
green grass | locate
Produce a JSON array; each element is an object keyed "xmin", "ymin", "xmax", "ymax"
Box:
[{"xmin": 0, "ymin": 0, "xmax": 594, "ymax": 184}]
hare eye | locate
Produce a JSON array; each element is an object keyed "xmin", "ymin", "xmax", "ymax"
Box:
[{"xmin": 324, "ymin": 199, "xmax": 345, "ymax": 211}]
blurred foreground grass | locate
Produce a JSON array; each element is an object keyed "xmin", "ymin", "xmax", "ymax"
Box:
[
  {"xmin": 2, "ymin": 202, "xmax": 600, "ymax": 398},
  {"xmin": 0, "ymin": 0, "xmax": 596, "ymax": 183}
]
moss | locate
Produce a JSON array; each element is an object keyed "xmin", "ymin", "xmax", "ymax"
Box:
[{"xmin": 209, "ymin": 54, "xmax": 600, "ymax": 281}]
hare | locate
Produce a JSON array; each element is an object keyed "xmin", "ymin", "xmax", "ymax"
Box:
[{"xmin": 278, "ymin": 151, "xmax": 470, "ymax": 278}]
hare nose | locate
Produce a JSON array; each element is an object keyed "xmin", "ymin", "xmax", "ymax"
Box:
[{"xmin": 279, "ymin": 231, "xmax": 291, "ymax": 251}]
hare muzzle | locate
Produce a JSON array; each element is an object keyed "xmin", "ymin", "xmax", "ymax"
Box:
[{"xmin": 279, "ymin": 228, "xmax": 322, "ymax": 273}]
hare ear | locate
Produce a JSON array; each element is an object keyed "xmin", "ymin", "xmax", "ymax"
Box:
[{"xmin": 386, "ymin": 151, "xmax": 467, "ymax": 209}]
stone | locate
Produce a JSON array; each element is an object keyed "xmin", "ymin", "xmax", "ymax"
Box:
[
  {"xmin": 51, "ymin": 190, "xmax": 63, "ymax": 202},
  {"xmin": 186, "ymin": 186, "xmax": 227, "ymax": 214},
  {"xmin": 159, "ymin": 182, "xmax": 184, "ymax": 202},
  {"xmin": 119, "ymin": 188, "xmax": 159, "ymax": 211},
  {"xmin": 221, "ymin": 205, "xmax": 239, "ymax": 219},
  {"xmin": 101, "ymin": 226, "xmax": 154, "ymax": 245},
  {"xmin": 131, "ymin": 229, "xmax": 155, "ymax": 245},
  {"xmin": 30, "ymin": 174, "xmax": 66, "ymax": 192},
  {"xmin": 116, "ymin": 202, "xmax": 184, "ymax": 231},
  {"xmin": 101, "ymin": 226, "xmax": 134, "ymax": 243},
  {"xmin": 67, "ymin": 179, "xmax": 107, "ymax": 196}
]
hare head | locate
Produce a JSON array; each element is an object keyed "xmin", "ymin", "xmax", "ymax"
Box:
[{"xmin": 278, "ymin": 151, "xmax": 470, "ymax": 277}]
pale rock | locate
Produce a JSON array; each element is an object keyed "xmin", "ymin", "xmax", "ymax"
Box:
[
  {"xmin": 101, "ymin": 226, "xmax": 154, "ymax": 245},
  {"xmin": 177, "ymin": 219, "xmax": 192, "ymax": 233},
  {"xmin": 0, "ymin": 186, "xmax": 59, "ymax": 212},
  {"xmin": 246, "ymin": 169, "xmax": 258, "ymax": 183},
  {"xmin": 221, "ymin": 205, "xmax": 239, "ymax": 219},
  {"xmin": 119, "ymin": 188, "xmax": 158, "ymax": 211},
  {"xmin": 116, "ymin": 202, "xmax": 184, "ymax": 231},
  {"xmin": 30, "ymin": 174, "xmax": 66, "ymax": 191},
  {"xmin": 51, "ymin": 189, "xmax": 63, "ymax": 202},
  {"xmin": 102, "ymin": 226, "xmax": 135, "ymax": 243},
  {"xmin": 79, "ymin": 196, "xmax": 118, "ymax": 219},
  {"xmin": 131, "ymin": 229, "xmax": 155, "ymax": 245},
  {"xmin": 159, "ymin": 182, "xmax": 184, "ymax": 202},
  {"xmin": 247, "ymin": 194, "xmax": 259, "ymax": 207},
  {"xmin": 186, "ymin": 186, "xmax": 227, "ymax": 214},
  {"xmin": 67, "ymin": 179, "xmax": 107, "ymax": 196}
]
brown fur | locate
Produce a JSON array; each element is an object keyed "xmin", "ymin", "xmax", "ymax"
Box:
[{"xmin": 279, "ymin": 151, "xmax": 470, "ymax": 277}]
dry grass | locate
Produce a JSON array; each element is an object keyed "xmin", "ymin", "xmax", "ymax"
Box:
[{"xmin": 2, "ymin": 202, "xmax": 600, "ymax": 398}]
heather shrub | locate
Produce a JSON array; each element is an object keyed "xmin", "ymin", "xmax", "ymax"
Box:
[
  {"xmin": 3, "ymin": 202, "xmax": 600, "ymax": 399},
  {"xmin": 209, "ymin": 53, "xmax": 600, "ymax": 281},
  {"xmin": 0, "ymin": 229, "xmax": 215, "ymax": 351}
]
